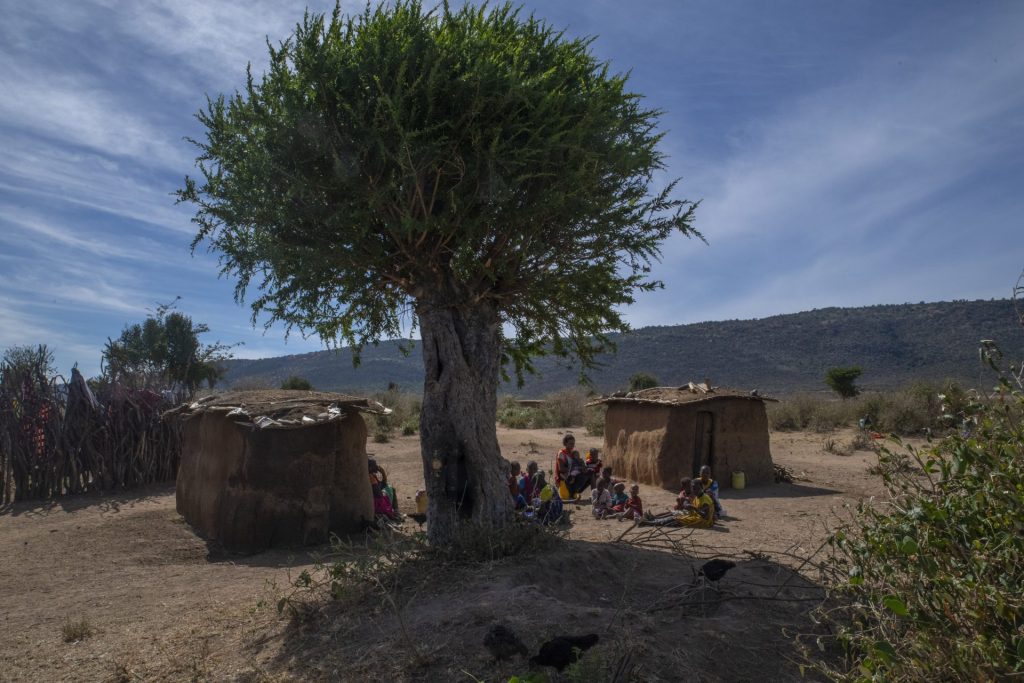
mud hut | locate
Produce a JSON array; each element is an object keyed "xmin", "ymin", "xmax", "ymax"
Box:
[
  {"xmin": 589, "ymin": 383, "xmax": 775, "ymax": 491},
  {"xmin": 167, "ymin": 390, "xmax": 388, "ymax": 553}
]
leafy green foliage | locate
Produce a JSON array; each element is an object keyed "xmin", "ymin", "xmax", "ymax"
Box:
[
  {"xmin": 280, "ymin": 375, "xmax": 313, "ymax": 390},
  {"xmin": 826, "ymin": 366, "xmax": 863, "ymax": 399},
  {"xmin": 628, "ymin": 372, "xmax": 659, "ymax": 391},
  {"xmin": 102, "ymin": 300, "xmax": 235, "ymax": 396},
  {"xmin": 815, "ymin": 346, "xmax": 1024, "ymax": 680},
  {"xmin": 179, "ymin": 1, "xmax": 698, "ymax": 381}
]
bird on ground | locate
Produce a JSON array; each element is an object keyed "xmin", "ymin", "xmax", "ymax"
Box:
[
  {"xmin": 530, "ymin": 633, "xmax": 600, "ymax": 671},
  {"xmin": 698, "ymin": 558, "xmax": 737, "ymax": 583},
  {"xmin": 407, "ymin": 512, "xmax": 427, "ymax": 527},
  {"xmin": 483, "ymin": 623, "xmax": 528, "ymax": 662}
]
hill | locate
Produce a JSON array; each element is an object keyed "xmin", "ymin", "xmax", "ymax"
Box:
[{"xmin": 221, "ymin": 299, "xmax": 1024, "ymax": 396}]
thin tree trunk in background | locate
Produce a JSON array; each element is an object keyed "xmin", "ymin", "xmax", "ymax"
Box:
[{"xmin": 418, "ymin": 299, "xmax": 512, "ymax": 545}]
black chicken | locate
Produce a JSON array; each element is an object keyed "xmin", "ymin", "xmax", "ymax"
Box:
[
  {"xmin": 530, "ymin": 634, "xmax": 600, "ymax": 671},
  {"xmin": 407, "ymin": 512, "xmax": 427, "ymax": 528},
  {"xmin": 483, "ymin": 623, "xmax": 528, "ymax": 662},
  {"xmin": 698, "ymin": 558, "xmax": 736, "ymax": 583}
]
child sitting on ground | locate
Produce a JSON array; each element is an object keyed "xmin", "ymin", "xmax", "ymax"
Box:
[
  {"xmin": 609, "ymin": 482, "xmax": 628, "ymax": 512},
  {"xmin": 621, "ymin": 484, "xmax": 643, "ymax": 521},
  {"xmin": 673, "ymin": 480, "xmax": 715, "ymax": 528},
  {"xmin": 585, "ymin": 448, "xmax": 603, "ymax": 480},
  {"xmin": 698, "ymin": 465, "xmax": 725, "ymax": 517},
  {"xmin": 674, "ymin": 477, "xmax": 694, "ymax": 511},
  {"xmin": 508, "ymin": 461, "xmax": 527, "ymax": 510},
  {"xmin": 591, "ymin": 478, "xmax": 612, "ymax": 519}
]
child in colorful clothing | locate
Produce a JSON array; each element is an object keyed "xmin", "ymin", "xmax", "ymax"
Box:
[
  {"xmin": 699, "ymin": 465, "xmax": 725, "ymax": 516},
  {"xmin": 591, "ymin": 478, "xmax": 612, "ymax": 519},
  {"xmin": 508, "ymin": 461, "xmax": 527, "ymax": 510},
  {"xmin": 674, "ymin": 477, "xmax": 694, "ymax": 511},
  {"xmin": 519, "ymin": 460, "xmax": 539, "ymax": 502},
  {"xmin": 621, "ymin": 484, "xmax": 643, "ymax": 521},
  {"xmin": 673, "ymin": 480, "xmax": 715, "ymax": 528},
  {"xmin": 584, "ymin": 448, "xmax": 603, "ymax": 480},
  {"xmin": 609, "ymin": 482, "xmax": 628, "ymax": 512}
]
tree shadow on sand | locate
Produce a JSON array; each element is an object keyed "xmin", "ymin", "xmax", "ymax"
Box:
[{"xmin": 251, "ymin": 528, "xmax": 833, "ymax": 682}]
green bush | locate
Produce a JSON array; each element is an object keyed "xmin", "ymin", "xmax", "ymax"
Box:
[
  {"xmin": 814, "ymin": 350, "xmax": 1024, "ymax": 680},
  {"xmin": 280, "ymin": 375, "xmax": 313, "ymax": 390},
  {"xmin": 628, "ymin": 372, "xmax": 659, "ymax": 391}
]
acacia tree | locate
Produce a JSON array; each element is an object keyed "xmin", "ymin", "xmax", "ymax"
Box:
[
  {"xmin": 179, "ymin": 2, "xmax": 699, "ymax": 543},
  {"xmin": 103, "ymin": 301, "xmax": 234, "ymax": 397},
  {"xmin": 825, "ymin": 365, "xmax": 863, "ymax": 400}
]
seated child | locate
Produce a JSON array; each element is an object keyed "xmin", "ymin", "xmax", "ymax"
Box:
[
  {"xmin": 698, "ymin": 465, "xmax": 725, "ymax": 516},
  {"xmin": 378, "ymin": 466, "xmax": 399, "ymax": 514},
  {"xmin": 673, "ymin": 480, "xmax": 715, "ymax": 528},
  {"xmin": 584, "ymin": 448, "xmax": 603, "ymax": 478},
  {"xmin": 596, "ymin": 466, "xmax": 619, "ymax": 493},
  {"xmin": 519, "ymin": 460, "xmax": 540, "ymax": 501},
  {"xmin": 621, "ymin": 484, "xmax": 643, "ymax": 521},
  {"xmin": 532, "ymin": 471, "xmax": 564, "ymax": 525},
  {"xmin": 508, "ymin": 461, "xmax": 527, "ymax": 510},
  {"xmin": 609, "ymin": 482, "xmax": 628, "ymax": 512},
  {"xmin": 591, "ymin": 478, "xmax": 612, "ymax": 519},
  {"xmin": 674, "ymin": 477, "xmax": 694, "ymax": 511},
  {"xmin": 369, "ymin": 460, "xmax": 399, "ymax": 521}
]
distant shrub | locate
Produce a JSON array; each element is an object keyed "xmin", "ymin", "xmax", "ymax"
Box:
[
  {"xmin": 497, "ymin": 389, "xmax": 588, "ymax": 429},
  {"xmin": 769, "ymin": 382, "xmax": 966, "ymax": 436},
  {"xmin": 825, "ymin": 365, "xmax": 863, "ymax": 399},
  {"xmin": 61, "ymin": 616, "xmax": 93, "ymax": 643},
  {"xmin": 628, "ymin": 372, "xmax": 659, "ymax": 391},
  {"xmin": 368, "ymin": 386, "xmax": 422, "ymax": 440},
  {"xmin": 585, "ymin": 405, "xmax": 606, "ymax": 437},
  {"xmin": 231, "ymin": 377, "xmax": 272, "ymax": 391},
  {"xmin": 280, "ymin": 375, "xmax": 313, "ymax": 390}
]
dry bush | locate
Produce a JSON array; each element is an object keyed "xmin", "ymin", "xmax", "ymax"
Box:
[
  {"xmin": 230, "ymin": 377, "xmax": 273, "ymax": 391},
  {"xmin": 497, "ymin": 388, "xmax": 589, "ymax": 429},
  {"xmin": 61, "ymin": 615, "xmax": 93, "ymax": 643}
]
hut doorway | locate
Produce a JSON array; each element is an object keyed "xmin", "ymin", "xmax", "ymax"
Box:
[{"xmin": 692, "ymin": 410, "xmax": 714, "ymax": 477}]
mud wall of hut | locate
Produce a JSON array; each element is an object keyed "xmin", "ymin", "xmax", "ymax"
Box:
[
  {"xmin": 175, "ymin": 410, "xmax": 373, "ymax": 553},
  {"xmin": 604, "ymin": 398, "xmax": 774, "ymax": 491}
]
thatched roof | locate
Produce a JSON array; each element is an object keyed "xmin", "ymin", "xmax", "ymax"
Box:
[
  {"xmin": 164, "ymin": 390, "xmax": 390, "ymax": 430},
  {"xmin": 587, "ymin": 383, "xmax": 776, "ymax": 408}
]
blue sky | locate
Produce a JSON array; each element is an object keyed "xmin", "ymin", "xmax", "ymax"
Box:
[{"xmin": 2, "ymin": 1, "xmax": 1022, "ymax": 376}]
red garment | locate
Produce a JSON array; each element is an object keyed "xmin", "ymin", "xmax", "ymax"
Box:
[
  {"xmin": 520, "ymin": 473, "xmax": 538, "ymax": 500},
  {"xmin": 626, "ymin": 495, "xmax": 643, "ymax": 516},
  {"xmin": 554, "ymin": 448, "xmax": 578, "ymax": 483}
]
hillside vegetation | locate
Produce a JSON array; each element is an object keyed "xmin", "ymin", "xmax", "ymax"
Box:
[{"xmin": 222, "ymin": 299, "xmax": 1022, "ymax": 396}]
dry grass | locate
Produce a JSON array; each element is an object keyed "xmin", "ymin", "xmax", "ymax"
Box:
[{"xmin": 61, "ymin": 615, "xmax": 93, "ymax": 643}]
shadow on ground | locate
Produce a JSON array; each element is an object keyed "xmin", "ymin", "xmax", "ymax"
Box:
[{"xmin": 254, "ymin": 533, "xmax": 831, "ymax": 682}]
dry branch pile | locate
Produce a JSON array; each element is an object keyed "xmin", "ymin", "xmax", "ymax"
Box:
[{"xmin": 0, "ymin": 360, "xmax": 179, "ymax": 504}]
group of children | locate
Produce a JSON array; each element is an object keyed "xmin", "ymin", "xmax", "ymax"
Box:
[{"xmin": 507, "ymin": 433, "xmax": 727, "ymax": 529}]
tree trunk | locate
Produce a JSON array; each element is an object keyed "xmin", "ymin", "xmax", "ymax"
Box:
[{"xmin": 418, "ymin": 299, "xmax": 512, "ymax": 545}]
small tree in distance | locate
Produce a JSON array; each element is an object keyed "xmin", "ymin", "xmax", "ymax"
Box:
[
  {"xmin": 280, "ymin": 376, "xmax": 314, "ymax": 391},
  {"xmin": 179, "ymin": 2, "xmax": 700, "ymax": 544},
  {"xmin": 629, "ymin": 372, "xmax": 659, "ymax": 391},
  {"xmin": 825, "ymin": 366, "xmax": 863, "ymax": 399}
]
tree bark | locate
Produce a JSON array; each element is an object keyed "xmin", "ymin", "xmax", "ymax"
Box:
[{"xmin": 418, "ymin": 298, "xmax": 512, "ymax": 545}]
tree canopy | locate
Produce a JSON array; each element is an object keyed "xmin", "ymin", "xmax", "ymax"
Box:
[
  {"xmin": 825, "ymin": 365, "xmax": 863, "ymax": 399},
  {"xmin": 102, "ymin": 301, "xmax": 234, "ymax": 396},
  {"xmin": 180, "ymin": 1, "xmax": 698, "ymax": 379}
]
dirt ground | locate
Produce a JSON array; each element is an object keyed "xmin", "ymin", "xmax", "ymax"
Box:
[{"xmin": 0, "ymin": 426, "xmax": 906, "ymax": 682}]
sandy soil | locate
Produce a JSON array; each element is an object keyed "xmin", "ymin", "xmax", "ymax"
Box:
[{"xmin": 0, "ymin": 427, "xmax": 904, "ymax": 682}]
